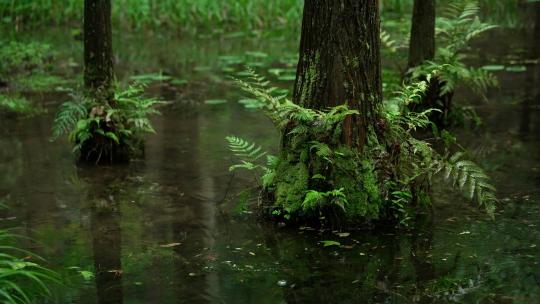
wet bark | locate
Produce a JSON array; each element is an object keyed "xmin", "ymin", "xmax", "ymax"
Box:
[
  {"xmin": 407, "ymin": 0, "xmax": 436, "ymax": 69},
  {"xmin": 84, "ymin": 0, "xmax": 114, "ymax": 98},
  {"xmin": 293, "ymin": 0, "xmax": 382, "ymax": 148}
]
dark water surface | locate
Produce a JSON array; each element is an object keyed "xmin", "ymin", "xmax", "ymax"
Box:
[{"xmin": 1, "ymin": 20, "xmax": 540, "ymax": 304}]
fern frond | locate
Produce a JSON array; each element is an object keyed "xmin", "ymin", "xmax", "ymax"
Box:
[
  {"xmin": 51, "ymin": 98, "xmax": 87, "ymax": 141},
  {"xmin": 226, "ymin": 136, "xmax": 270, "ymax": 172},
  {"xmin": 380, "ymin": 30, "xmax": 397, "ymax": 53},
  {"xmin": 437, "ymin": 152, "xmax": 497, "ymax": 214},
  {"xmin": 302, "ymin": 188, "xmax": 347, "ymax": 212}
]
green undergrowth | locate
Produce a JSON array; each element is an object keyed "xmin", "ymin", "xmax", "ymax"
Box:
[
  {"xmin": 0, "ymin": 94, "xmax": 46, "ymax": 117},
  {"xmin": 51, "ymin": 83, "xmax": 162, "ymax": 164},
  {"xmin": 226, "ymin": 70, "xmax": 497, "ymax": 227},
  {"xmin": 3, "ymin": 0, "xmax": 527, "ymax": 32},
  {"xmin": 2, "ymin": 0, "xmax": 303, "ymax": 32},
  {"xmin": 0, "ymin": 40, "xmax": 69, "ymax": 92}
]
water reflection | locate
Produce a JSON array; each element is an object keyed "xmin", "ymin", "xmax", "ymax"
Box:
[{"xmin": 85, "ymin": 171, "xmax": 124, "ymax": 304}]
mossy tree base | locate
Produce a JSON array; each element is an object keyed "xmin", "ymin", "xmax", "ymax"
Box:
[{"xmin": 264, "ymin": 145, "xmax": 385, "ymax": 227}]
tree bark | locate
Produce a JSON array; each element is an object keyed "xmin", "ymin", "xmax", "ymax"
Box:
[
  {"xmin": 84, "ymin": 0, "xmax": 114, "ymax": 97},
  {"xmin": 408, "ymin": 0, "xmax": 436, "ymax": 69},
  {"xmin": 293, "ymin": 0, "xmax": 382, "ymax": 149}
]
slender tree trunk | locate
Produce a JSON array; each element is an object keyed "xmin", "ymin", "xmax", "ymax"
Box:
[
  {"xmin": 84, "ymin": 0, "xmax": 114, "ymax": 98},
  {"xmin": 407, "ymin": 0, "xmax": 436, "ymax": 69},
  {"xmin": 406, "ymin": 0, "xmax": 449, "ymax": 125},
  {"xmin": 293, "ymin": 0, "xmax": 382, "ymax": 149}
]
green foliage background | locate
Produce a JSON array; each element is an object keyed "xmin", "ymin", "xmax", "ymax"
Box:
[{"xmin": 1, "ymin": 0, "xmax": 530, "ymax": 31}]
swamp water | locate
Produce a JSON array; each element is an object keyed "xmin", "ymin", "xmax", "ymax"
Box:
[{"xmin": 0, "ymin": 25, "xmax": 539, "ymax": 303}]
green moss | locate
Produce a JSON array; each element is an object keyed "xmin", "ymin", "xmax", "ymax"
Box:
[
  {"xmin": 265, "ymin": 137, "xmax": 388, "ymax": 224},
  {"xmin": 299, "ymin": 51, "xmax": 320, "ymax": 105},
  {"xmin": 273, "ymin": 158, "xmax": 309, "ymax": 213}
]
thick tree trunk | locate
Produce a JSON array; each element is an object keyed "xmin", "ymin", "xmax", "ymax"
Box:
[
  {"xmin": 84, "ymin": 0, "xmax": 114, "ymax": 98},
  {"xmin": 407, "ymin": 0, "xmax": 436, "ymax": 69},
  {"xmin": 293, "ymin": 0, "xmax": 382, "ymax": 149}
]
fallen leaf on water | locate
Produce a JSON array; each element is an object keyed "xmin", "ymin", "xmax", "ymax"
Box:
[
  {"xmin": 321, "ymin": 240, "xmax": 341, "ymax": 247},
  {"xmin": 160, "ymin": 242, "xmax": 182, "ymax": 248}
]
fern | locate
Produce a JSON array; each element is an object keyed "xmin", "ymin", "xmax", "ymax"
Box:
[
  {"xmin": 438, "ymin": 0, "xmax": 498, "ymax": 53},
  {"xmin": 408, "ymin": 0, "xmax": 498, "ymax": 105},
  {"xmin": 302, "ymin": 188, "xmax": 348, "ymax": 212},
  {"xmin": 436, "ymin": 152, "xmax": 497, "ymax": 215},
  {"xmin": 51, "ymin": 94, "xmax": 87, "ymax": 141},
  {"xmin": 226, "ymin": 136, "xmax": 271, "ymax": 172},
  {"xmin": 385, "ymin": 79, "xmax": 497, "ymax": 215},
  {"xmin": 380, "ymin": 30, "xmax": 398, "ymax": 54}
]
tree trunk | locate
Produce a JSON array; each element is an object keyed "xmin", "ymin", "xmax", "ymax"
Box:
[
  {"xmin": 84, "ymin": 0, "xmax": 114, "ymax": 98},
  {"xmin": 293, "ymin": 0, "xmax": 382, "ymax": 149},
  {"xmin": 407, "ymin": 0, "xmax": 446, "ymax": 125},
  {"xmin": 407, "ymin": 0, "xmax": 436, "ymax": 69}
]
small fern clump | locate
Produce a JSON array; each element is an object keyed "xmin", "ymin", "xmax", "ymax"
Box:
[
  {"xmin": 227, "ymin": 71, "xmax": 497, "ymax": 226},
  {"xmin": 51, "ymin": 83, "xmax": 162, "ymax": 163}
]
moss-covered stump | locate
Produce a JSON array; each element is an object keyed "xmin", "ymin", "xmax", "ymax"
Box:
[{"xmin": 264, "ymin": 144, "xmax": 386, "ymax": 227}]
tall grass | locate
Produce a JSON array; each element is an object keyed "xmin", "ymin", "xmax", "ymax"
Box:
[
  {"xmin": 1, "ymin": 0, "xmax": 303, "ymax": 31},
  {"xmin": 0, "ymin": 229, "xmax": 60, "ymax": 303},
  {"xmin": 2, "ymin": 0, "xmax": 529, "ymax": 32}
]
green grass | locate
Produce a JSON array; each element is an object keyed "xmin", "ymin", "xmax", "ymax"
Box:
[
  {"xmin": 2, "ymin": 0, "xmax": 529, "ymax": 32},
  {"xmin": 0, "ymin": 229, "xmax": 60, "ymax": 303}
]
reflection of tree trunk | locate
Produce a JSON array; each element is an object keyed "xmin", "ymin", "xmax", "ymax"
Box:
[
  {"xmin": 410, "ymin": 214, "xmax": 436, "ymax": 291},
  {"xmin": 519, "ymin": 97, "xmax": 531, "ymax": 138},
  {"xmin": 89, "ymin": 185, "xmax": 123, "ymax": 304},
  {"xmin": 171, "ymin": 112, "xmax": 220, "ymax": 303},
  {"xmin": 523, "ymin": 2, "xmax": 540, "ymax": 138},
  {"xmin": 535, "ymin": 2, "xmax": 540, "ymax": 57}
]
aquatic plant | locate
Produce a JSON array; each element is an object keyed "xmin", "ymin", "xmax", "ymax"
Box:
[
  {"xmin": 51, "ymin": 83, "xmax": 162, "ymax": 163},
  {"xmin": 226, "ymin": 71, "xmax": 496, "ymax": 226}
]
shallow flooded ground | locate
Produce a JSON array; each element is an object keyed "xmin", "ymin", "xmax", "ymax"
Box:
[{"xmin": 0, "ymin": 21, "xmax": 539, "ymax": 304}]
